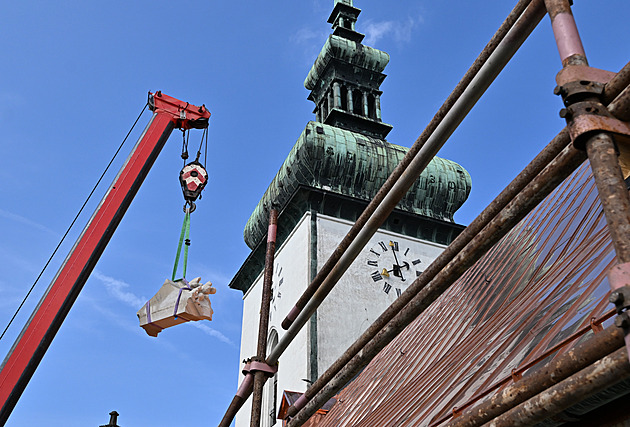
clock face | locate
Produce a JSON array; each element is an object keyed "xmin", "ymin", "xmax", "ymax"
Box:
[
  {"xmin": 269, "ymin": 263, "xmax": 284, "ymax": 321},
  {"xmin": 366, "ymin": 240, "xmax": 423, "ymax": 297}
]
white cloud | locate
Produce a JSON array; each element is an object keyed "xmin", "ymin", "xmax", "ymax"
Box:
[
  {"xmin": 92, "ymin": 270, "xmax": 235, "ymax": 346},
  {"xmin": 0, "ymin": 208, "xmax": 59, "ymax": 237},
  {"xmin": 290, "ymin": 27, "xmax": 329, "ymax": 65},
  {"xmin": 92, "ymin": 270, "xmax": 146, "ymax": 308},
  {"xmin": 189, "ymin": 322, "xmax": 235, "ymax": 347},
  {"xmin": 363, "ymin": 16, "xmax": 418, "ymax": 46}
]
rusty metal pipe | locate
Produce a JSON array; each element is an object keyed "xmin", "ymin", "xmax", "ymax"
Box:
[
  {"xmin": 271, "ymin": 0, "xmax": 546, "ymax": 369},
  {"xmin": 544, "ymin": 0, "xmax": 587, "ymax": 67},
  {"xmin": 285, "ymin": 68, "xmax": 630, "ymax": 426},
  {"xmin": 483, "ymin": 347, "xmax": 630, "ymax": 427},
  {"xmin": 546, "ymin": 0, "xmax": 630, "ymax": 361},
  {"xmin": 286, "ymin": 136, "xmax": 587, "ymax": 426},
  {"xmin": 447, "ymin": 326, "xmax": 625, "ymax": 427},
  {"xmin": 250, "ymin": 209, "xmax": 279, "ymax": 427},
  {"xmin": 220, "ymin": 1, "xmax": 543, "ymax": 424},
  {"xmin": 280, "ymin": 0, "xmax": 537, "ymax": 331},
  {"xmin": 586, "ymin": 134, "xmax": 630, "ymax": 263},
  {"xmin": 603, "ymin": 61, "xmax": 630, "ymax": 105},
  {"xmin": 284, "ymin": 132, "xmax": 571, "ymax": 420},
  {"xmin": 218, "ymin": 374, "xmax": 254, "ymax": 427}
]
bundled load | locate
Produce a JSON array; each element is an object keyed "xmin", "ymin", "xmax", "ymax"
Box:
[
  {"xmin": 137, "ymin": 277, "xmax": 216, "ymax": 337},
  {"xmin": 137, "ymin": 128, "xmax": 214, "ymax": 337}
]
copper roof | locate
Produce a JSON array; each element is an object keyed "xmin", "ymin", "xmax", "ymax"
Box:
[{"xmin": 316, "ymin": 163, "xmax": 619, "ymax": 426}]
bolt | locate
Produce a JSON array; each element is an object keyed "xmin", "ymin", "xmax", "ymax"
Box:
[
  {"xmin": 609, "ymin": 291, "xmax": 624, "ymax": 304},
  {"xmin": 553, "ymin": 85, "xmax": 564, "ymax": 96},
  {"xmin": 559, "ymin": 108, "xmax": 571, "ymax": 119}
]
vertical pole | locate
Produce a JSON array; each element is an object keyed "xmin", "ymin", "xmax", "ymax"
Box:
[
  {"xmin": 362, "ymin": 92, "xmax": 369, "ymax": 117},
  {"xmin": 333, "ymin": 82, "xmax": 342, "ymax": 109},
  {"xmin": 347, "ymin": 88, "xmax": 354, "ymax": 114},
  {"xmin": 250, "ymin": 209, "xmax": 278, "ymax": 427},
  {"xmin": 545, "ymin": 0, "xmax": 630, "ymax": 359}
]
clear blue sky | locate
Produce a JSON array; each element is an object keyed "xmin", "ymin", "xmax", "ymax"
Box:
[{"xmin": 1, "ymin": 1, "xmax": 628, "ymax": 426}]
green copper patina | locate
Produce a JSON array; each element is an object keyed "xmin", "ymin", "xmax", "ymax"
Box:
[
  {"xmin": 243, "ymin": 122, "xmax": 471, "ymax": 249},
  {"xmin": 230, "ymin": 0, "xmax": 472, "ymax": 293},
  {"xmin": 304, "ymin": 35, "xmax": 390, "ymax": 92}
]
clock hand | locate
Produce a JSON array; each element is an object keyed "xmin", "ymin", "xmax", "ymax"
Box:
[{"xmin": 389, "ymin": 241, "xmax": 406, "ymax": 281}]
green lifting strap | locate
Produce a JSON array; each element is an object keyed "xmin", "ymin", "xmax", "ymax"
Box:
[{"xmin": 172, "ymin": 211, "xmax": 191, "ymax": 281}]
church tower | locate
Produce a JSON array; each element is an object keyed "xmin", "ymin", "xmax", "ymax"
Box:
[{"xmin": 230, "ymin": 2, "xmax": 471, "ymax": 426}]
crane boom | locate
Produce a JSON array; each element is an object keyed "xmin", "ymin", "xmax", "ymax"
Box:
[{"xmin": 0, "ymin": 92, "xmax": 210, "ymax": 425}]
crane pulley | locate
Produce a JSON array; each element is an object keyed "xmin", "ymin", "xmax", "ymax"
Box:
[
  {"xmin": 137, "ymin": 103, "xmax": 214, "ymax": 338},
  {"xmin": 0, "ymin": 91, "xmax": 212, "ymax": 424}
]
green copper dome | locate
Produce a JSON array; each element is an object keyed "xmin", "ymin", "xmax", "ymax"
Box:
[
  {"xmin": 305, "ymin": 35, "xmax": 390, "ymax": 91},
  {"xmin": 243, "ymin": 122, "xmax": 471, "ymax": 249}
]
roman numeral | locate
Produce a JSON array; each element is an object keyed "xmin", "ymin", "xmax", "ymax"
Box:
[
  {"xmin": 371, "ymin": 271, "xmax": 383, "ymax": 282},
  {"xmin": 367, "ymin": 260, "xmax": 378, "ymax": 267},
  {"xmin": 412, "ymin": 259, "xmax": 422, "ymax": 265},
  {"xmin": 370, "ymin": 249, "xmax": 380, "ymax": 257},
  {"xmin": 416, "ymin": 270, "xmax": 422, "ymax": 277},
  {"xmin": 379, "ymin": 241, "xmax": 388, "ymax": 252},
  {"xmin": 278, "ymin": 277, "xmax": 284, "ymax": 286},
  {"xmin": 404, "ymin": 248, "xmax": 410, "ymax": 256},
  {"xmin": 396, "ymin": 288, "xmax": 402, "ymax": 297},
  {"xmin": 389, "ymin": 241, "xmax": 399, "ymax": 251},
  {"xmin": 383, "ymin": 282, "xmax": 392, "ymax": 294}
]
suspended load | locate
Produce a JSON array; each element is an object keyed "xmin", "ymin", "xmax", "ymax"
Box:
[
  {"xmin": 137, "ymin": 120, "xmax": 214, "ymax": 336},
  {"xmin": 137, "ymin": 277, "xmax": 216, "ymax": 337}
]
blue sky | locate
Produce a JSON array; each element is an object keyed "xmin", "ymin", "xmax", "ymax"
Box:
[{"xmin": 1, "ymin": 1, "xmax": 628, "ymax": 426}]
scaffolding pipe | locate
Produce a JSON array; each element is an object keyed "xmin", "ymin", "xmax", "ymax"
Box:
[
  {"xmin": 483, "ymin": 347, "xmax": 630, "ymax": 427},
  {"xmin": 443, "ymin": 70, "xmax": 630, "ymax": 427},
  {"xmin": 447, "ymin": 326, "xmax": 625, "ymax": 427},
  {"xmin": 219, "ymin": 1, "xmax": 541, "ymax": 425},
  {"xmin": 545, "ymin": 0, "xmax": 630, "ymax": 364},
  {"xmin": 285, "ymin": 62, "xmax": 630, "ymax": 421},
  {"xmin": 603, "ymin": 61, "xmax": 630, "ymax": 105},
  {"xmin": 284, "ymin": 136, "xmax": 570, "ymax": 419},
  {"xmin": 545, "ymin": 0, "xmax": 630, "ymax": 263},
  {"xmin": 586, "ymin": 134, "xmax": 630, "ymax": 263},
  {"xmin": 250, "ymin": 209, "xmax": 278, "ymax": 427},
  {"xmin": 285, "ymin": 123, "xmax": 587, "ymax": 427},
  {"xmin": 272, "ymin": 0, "xmax": 546, "ymax": 368},
  {"xmin": 280, "ymin": 0, "xmax": 536, "ymax": 332},
  {"xmin": 219, "ymin": 374, "xmax": 254, "ymax": 427}
]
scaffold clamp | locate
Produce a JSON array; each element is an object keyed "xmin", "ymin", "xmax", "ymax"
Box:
[
  {"xmin": 554, "ymin": 65, "xmax": 630, "ymax": 150},
  {"xmin": 607, "ymin": 263, "xmax": 630, "ymax": 328},
  {"xmin": 242, "ymin": 358, "xmax": 278, "ymax": 378}
]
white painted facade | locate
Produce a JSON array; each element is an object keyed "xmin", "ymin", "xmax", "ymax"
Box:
[
  {"xmin": 235, "ymin": 212, "xmax": 447, "ymax": 426},
  {"xmin": 315, "ymin": 215, "xmax": 446, "ymax": 375},
  {"xmin": 236, "ymin": 214, "xmax": 312, "ymax": 427}
]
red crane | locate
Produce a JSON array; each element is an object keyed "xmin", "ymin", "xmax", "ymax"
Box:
[{"xmin": 0, "ymin": 92, "xmax": 210, "ymax": 425}]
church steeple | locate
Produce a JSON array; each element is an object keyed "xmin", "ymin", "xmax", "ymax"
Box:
[
  {"xmin": 329, "ymin": 0, "xmax": 364, "ymax": 43},
  {"xmin": 304, "ymin": 0, "xmax": 393, "ymax": 139}
]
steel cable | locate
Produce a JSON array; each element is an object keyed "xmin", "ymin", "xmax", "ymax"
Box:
[{"xmin": 0, "ymin": 102, "xmax": 149, "ymax": 343}]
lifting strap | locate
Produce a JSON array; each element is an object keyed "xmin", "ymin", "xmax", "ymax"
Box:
[{"xmin": 172, "ymin": 209, "xmax": 191, "ymax": 281}]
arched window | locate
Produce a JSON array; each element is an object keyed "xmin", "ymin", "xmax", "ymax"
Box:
[
  {"xmin": 340, "ymin": 86, "xmax": 348, "ymax": 112},
  {"xmin": 321, "ymin": 97, "xmax": 328, "ymax": 121},
  {"xmin": 367, "ymin": 94, "xmax": 376, "ymax": 119},
  {"xmin": 263, "ymin": 329, "xmax": 279, "ymax": 427},
  {"xmin": 352, "ymin": 89, "xmax": 363, "ymax": 115}
]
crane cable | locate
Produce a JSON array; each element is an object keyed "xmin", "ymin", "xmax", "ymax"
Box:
[
  {"xmin": 171, "ymin": 127, "xmax": 209, "ymax": 281},
  {"xmin": 0, "ymin": 102, "xmax": 149, "ymax": 343}
]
